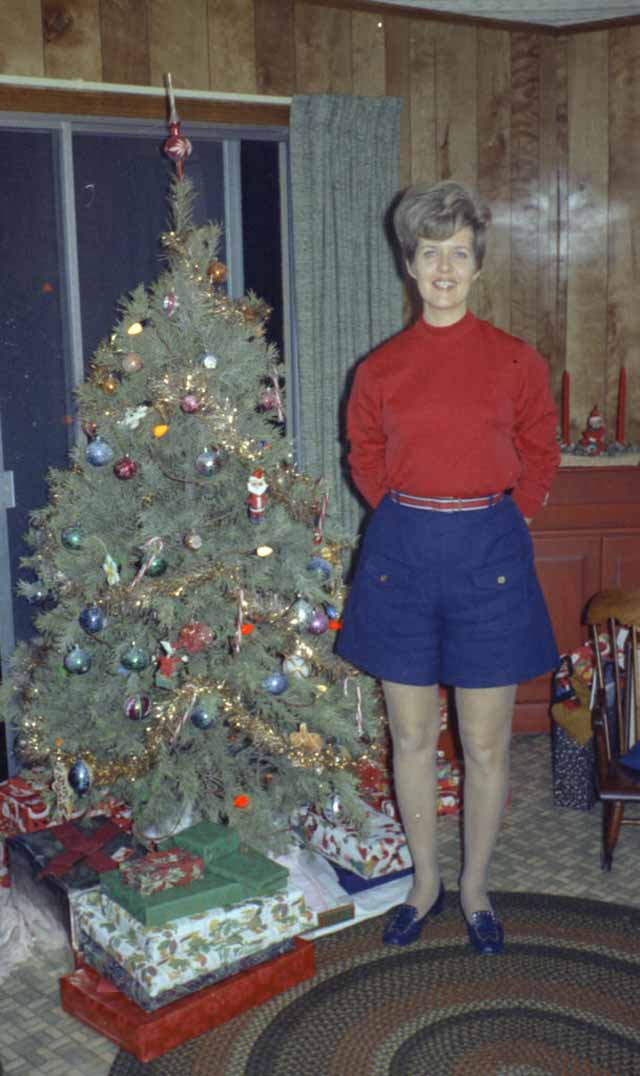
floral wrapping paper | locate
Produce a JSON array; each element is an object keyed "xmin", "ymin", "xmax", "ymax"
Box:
[
  {"xmin": 79, "ymin": 930, "xmax": 294, "ymax": 1011},
  {"xmin": 73, "ymin": 885, "xmax": 315, "ymax": 998},
  {"xmin": 0, "ymin": 774, "xmax": 132, "ymax": 889},
  {"xmin": 294, "ymin": 803, "xmax": 413, "ymax": 879},
  {"xmin": 119, "ymin": 848, "xmax": 205, "ymax": 896}
]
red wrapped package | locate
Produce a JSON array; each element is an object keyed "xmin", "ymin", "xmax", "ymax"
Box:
[{"xmin": 119, "ymin": 847, "xmax": 205, "ymax": 896}]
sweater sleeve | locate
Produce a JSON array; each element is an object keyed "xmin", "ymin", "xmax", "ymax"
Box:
[
  {"xmin": 511, "ymin": 347, "xmax": 560, "ymax": 519},
  {"xmin": 346, "ymin": 360, "xmax": 388, "ymax": 509}
]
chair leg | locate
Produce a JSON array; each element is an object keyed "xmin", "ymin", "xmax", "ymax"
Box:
[{"xmin": 601, "ymin": 800, "xmax": 625, "ymax": 871}]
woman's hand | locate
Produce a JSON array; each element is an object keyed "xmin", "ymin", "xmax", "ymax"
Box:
[{"xmin": 525, "ymin": 517, "xmax": 532, "ymax": 526}]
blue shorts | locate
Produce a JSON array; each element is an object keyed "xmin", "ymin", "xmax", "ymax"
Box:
[{"xmin": 335, "ymin": 493, "xmax": 558, "ymax": 688}]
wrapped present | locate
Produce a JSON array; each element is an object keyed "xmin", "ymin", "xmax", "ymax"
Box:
[
  {"xmin": 0, "ymin": 773, "xmax": 132, "ymax": 889},
  {"xmin": 119, "ymin": 847, "xmax": 204, "ymax": 896},
  {"xmin": 79, "ymin": 930, "xmax": 294, "ymax": 1011},
  {"xmin": 8, "ymin": 815, "xmax": 138, "ymax": 889},
  {"xmin": 101, "ymin": 865, "xmax": 245, "ymax": 927},
  {"xmin": 74, "ymin": 884, "xmax": 315, "ymax": 999},
  {"xmin": 108, "ymin": 824, "xmax": 289, "ymax": 926},
  {"xmin": 294, "ymin": 802, "xmax": 412, "ymax": 879},
  {"xmin": 157, "ymin": 819, "xmax": 240, "ymax": 864},
  {"xmin": 61, "ymin": 941, "xmax": 315, "ymax": 1063}
]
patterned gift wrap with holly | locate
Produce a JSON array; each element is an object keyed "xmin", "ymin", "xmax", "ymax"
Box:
[
  {"xmin": 294, "ymin": 802, "xmax": 413, "ymax": 879},
  {"xmin": 78, "ymin": 930, "xmax": 294, "ymax": 1011},
  {"xmin": 119, "ymin": 848, "xmax": 205, "ymax": 896},
  {"xmin": 0, "ymin": 773, "xmax": 131, "ymax": 888},
  {"xmin": 73, "ymin": 885, "xmax": 315, "ymax": 999}
]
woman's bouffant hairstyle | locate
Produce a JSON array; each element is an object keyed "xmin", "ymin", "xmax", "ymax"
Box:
[{"xmin": 393, "ymin": 181, "xmax": 492, "ymax": 269}]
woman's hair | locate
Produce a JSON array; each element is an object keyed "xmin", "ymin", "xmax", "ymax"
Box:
[{"xmin": 393, "ymin": 181, "xmax": 492, "ymax": 268}]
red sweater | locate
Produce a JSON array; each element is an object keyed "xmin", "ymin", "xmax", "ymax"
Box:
[{"xmin": 346, "ymin": 312, "xmax": 560, "ymax": 519}]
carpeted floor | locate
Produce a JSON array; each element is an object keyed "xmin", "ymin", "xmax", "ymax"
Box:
[
  {"xmin": 1, "ymin": 733, "xmax": 640, "ymax": 1075},
  {"xmin": 109, "ymin": 890, "xmax": 640, "ymax": 1076}
]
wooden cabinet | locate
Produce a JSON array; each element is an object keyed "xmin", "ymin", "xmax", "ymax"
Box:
[{"xmin": 514, "ymin": 466, "xmax": 640, "ymax": 732}]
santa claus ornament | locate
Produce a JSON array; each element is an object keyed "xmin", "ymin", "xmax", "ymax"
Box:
[
  {"xmin": 246, "ymin": 468, "xmax": 269, "ymax": 524},
  {"xmin": 578, "ymin": 405, "xmax": 606, "ymax": 455}
]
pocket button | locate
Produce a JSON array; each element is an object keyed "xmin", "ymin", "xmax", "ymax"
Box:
[
  {"xmin": 497, "ymin": 575, "xmax": 506, "ymax": 584},
  {"xmin": 379, "ymin": 574, "xmax": 389, "ymax": 583}
]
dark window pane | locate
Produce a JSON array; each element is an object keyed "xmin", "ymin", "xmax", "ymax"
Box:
[
  {"xmin": 73, "ymin": 133, "xmax": 226, "ymax": 364},
  {"xmin": 241, "ymin": 140, "xmax": 283, "ymax": 355},
  {"xmin": 0, "ymin": 130, "xmax": 70, "ymax": 641}
]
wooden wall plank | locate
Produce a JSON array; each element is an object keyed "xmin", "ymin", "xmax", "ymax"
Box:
[
  {"xmin": 476, "ymin": 28, "xmax": 511, "ymax": 331},
  {"xmin": 352, "ymin": 10, "xmax": 385, "ymax": 96},
  {"xmin": 538, "ymin": 33, "xmax": 568, "ymax": 404},
  {"xmin": 0, "ymin": 0, "xmax": 44, "ymax": 75},
  {"xmin": 208, "ymin": 0, "xmax": 256, "ymax": 93},
  {"xmin": 255, "ymin": 0, "xmax": 295, "ymax": 95},
  {"xmin": 385, "ymin": 14, "xmax": 410, "ymax": 187},
  {"xmin": 408, "ymin": 19, "xmax": 436, "ymax": 186},
  {"xmin": 294, "ymin": 2, "xmax": 352, "ymax": 93},
  {"xmin": 609, "ymin": 26, "xmax": 640, "ymax": 445},
  {"xmin": 433, "ymin": 24, "xmax": 478, "ymax": 191},
  {"xmin": 566, "ymin": 31, "xmax": 609, "ymax": 439},
  {"xmin": 510, "ymin": 32, "xmax": 540, "ymax": 347},
  {"xmin": 43, "ymin": 0, "xmax": 102, "ymax": 81},
  {"xmin": 148, "ymin": 0, "xmax": 209, "ymax": 91},
  {"xmin": 100, "ymin": 0, "xmax": 150, "ymax": 86}
]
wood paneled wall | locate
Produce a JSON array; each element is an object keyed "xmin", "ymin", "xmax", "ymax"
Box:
[{"xmin": 2, "ymin": 0, "xmax": 640, "ymax": 442}]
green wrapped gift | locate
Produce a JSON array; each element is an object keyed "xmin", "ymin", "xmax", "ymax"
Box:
[
  {"xmin": 157, "ymin": 821, "xmax": 240, "ymax": 866},
  {"xmin": 215, "ymin": 848, "xmax": 289, "ymax": 898},
  {"xmin": 100, "ymin": 867, "xmax": 246, "ymax": 927}
]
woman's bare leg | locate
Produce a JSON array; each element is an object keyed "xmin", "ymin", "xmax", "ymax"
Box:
[
  {"xmin": 383, "ymin": 681, "xmax": 442, "ymax": 915},
  {"xmin": 455, "ymin": 684, "xmax": 516, "ymax": 919}
]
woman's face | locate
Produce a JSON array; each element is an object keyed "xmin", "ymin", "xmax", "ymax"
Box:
[{"xmin": 407, "ymin": 226, "xmax": 478, "ymax": 327}]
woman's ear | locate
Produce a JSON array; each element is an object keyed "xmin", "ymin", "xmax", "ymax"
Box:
[{"xmin": 406, "ymin": 258, "xmax": 416, "ymax": 281}]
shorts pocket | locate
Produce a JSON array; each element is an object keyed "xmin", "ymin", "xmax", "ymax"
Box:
[
  {"xmin": 359, "ymin": 551, "xmax": 414, "ymax": 591},
  {"xmin": 473, "ymin": 554, "xmax": 529, "ymax": 612}
]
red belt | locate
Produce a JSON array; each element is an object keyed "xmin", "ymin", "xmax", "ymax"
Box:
[{"xmin": 389, "ymin": 490, "xmax": 504, "ymax": 512}]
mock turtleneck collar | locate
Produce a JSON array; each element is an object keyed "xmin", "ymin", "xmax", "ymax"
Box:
[{"xmin": 412, "ymin": 310, "xmax": 478, "ymax": 344}]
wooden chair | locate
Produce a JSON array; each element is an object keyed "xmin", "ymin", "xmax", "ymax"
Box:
[{"xmin": 585, "ymin": 588, "xmax": 640, "ymax": 870}]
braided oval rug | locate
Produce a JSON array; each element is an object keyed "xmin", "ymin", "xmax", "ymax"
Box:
[{"xmin": 110, "ymin": 891, "xmax": 640, "ymax": 1076}]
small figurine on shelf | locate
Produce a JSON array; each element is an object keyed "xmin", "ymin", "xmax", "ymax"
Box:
[
  {"xmin": 578, "ymin": 405, "xmax": 607, "ymax": 455},
  {"xmin": 246, "ymin": 468, "xmax": 268, "ymax": 524}
]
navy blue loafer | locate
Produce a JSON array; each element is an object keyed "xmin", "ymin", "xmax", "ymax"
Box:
[
  {"xmin": 465, "ymin": 910, "xmax": 504, "ymax": 955},
  {"xmin": 382, "ymin": 881, "xmax": 445, "ymax": 946}
]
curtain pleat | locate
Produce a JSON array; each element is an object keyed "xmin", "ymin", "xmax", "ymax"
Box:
[{"xmin": 290, "ymin": 95, "xmax": 403, "ymax": 532}]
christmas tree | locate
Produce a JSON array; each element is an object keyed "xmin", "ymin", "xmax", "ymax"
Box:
[{"xmin": 2, "ymin": 119, "xmax": 384, "ymax": 852}]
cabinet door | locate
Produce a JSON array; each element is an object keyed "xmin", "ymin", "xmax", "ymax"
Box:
[
  {"xmin": 602, "ymin": 534, "xmax": 640, "ymax": 589},
  {"xmin": 514, "ymin": 533, "xmax": 601, "ymax": 731}
]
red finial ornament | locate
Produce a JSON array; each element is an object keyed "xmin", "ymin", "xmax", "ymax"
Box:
[{"xmin": 163, "ymin": 73, "xmax": 192, "ymax": 179}]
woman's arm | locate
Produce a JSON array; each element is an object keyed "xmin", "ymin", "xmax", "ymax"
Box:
[
  {"xmin": 511, "ymin": 347, "xmax": 560, "ymax": 521},
  {"xmin": 346, "ymin": 363, "xmax": 388, "ymax": 509}
]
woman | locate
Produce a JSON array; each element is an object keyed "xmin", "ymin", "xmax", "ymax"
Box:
[{"xmin": 336, "ymin": 181, "xmax": 559, "ymax": 955}]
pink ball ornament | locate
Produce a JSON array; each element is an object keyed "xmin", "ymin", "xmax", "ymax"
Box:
[
  {"xmin": 162, "ymin": 292, "xmax": 178, "ymax": 317},
  {"xmin": 180, "ymin": 394, "xmax": 200, "ymax": 414},
  {"xmin": 124, "ymin": 694, "xmax": 151, "ymax": 721},
  {"xmin": 308, "ymin": 609, "xmax": 329, "ymax": 635},
  {"xmin": 259, "ymin": 387, "xmax": 278, "ymax": 411},
  {"xmin": 113, "ymin": 456, "xmax": 138, "ymax": 480}
]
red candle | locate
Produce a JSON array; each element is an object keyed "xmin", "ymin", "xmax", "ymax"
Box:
[
  {"xmin": 561, "ymin": 370, "xmax": 570, "ymax": 444},
  {"xmin": 616, "ymin": 367, "xmax": 627, "ymax": 444}
]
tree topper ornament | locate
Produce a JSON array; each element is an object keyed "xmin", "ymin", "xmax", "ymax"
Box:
[{"xmin": 246, "ymin": 468, "xmax": 268, "ymax": 524}]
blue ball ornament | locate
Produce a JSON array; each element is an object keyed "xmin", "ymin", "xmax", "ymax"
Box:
[
  {"xmin": 307, "ymin": 556, "xmax": 332, "ymax": 581},
  {"xmin": 79, "ymin": 604, "xmax": 106, "ymax": 633},
  {"xmin": 64, "ymin": 646, "xmax": 92, "ymax": 674},
  {"xmin": 325, "ymin": 604, "xmax": 340, "ymax": 620},
  {"xmin": 120, "ymin": 644, "xmax": 150, "ymax": 671},
  {"xmin": 195, "ymin": 447, "xmax": 223, "ymax": 476},
  {"xmin": 190, "ymin": 696, "xmax": 218, "ymax": 729},
  {"xmin": 61, "ymin": 525, "xmax": 86, "ymax": 550},
  {"xmin": 68, "ymin": 759, "xmax": 92, "ymax": 796},
  {"xmin": 85, "ymin": 437, "xmax": 114, "ymax": 467},
  {"xmin": 262, "ymin": 671, "xmax": 289, "ymax": 695}
]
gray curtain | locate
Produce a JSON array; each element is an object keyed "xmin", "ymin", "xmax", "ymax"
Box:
[{"xmin": 290, "ymin": 94, "xmax": 403, "ymax": 532}]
